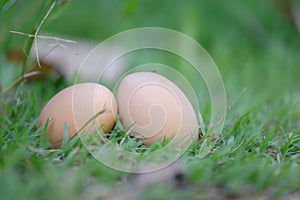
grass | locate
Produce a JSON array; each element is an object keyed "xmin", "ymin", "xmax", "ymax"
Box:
[{"xmin": 1, "ymin": 0, "xmax": 300, "ymax": 199}]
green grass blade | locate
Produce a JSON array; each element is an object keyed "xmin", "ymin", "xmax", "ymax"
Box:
[
  {"xmin": 61, "ymin": 122, "xmax": 69, "ymax": 149},
  {"xmin": 0, "ymin": 0, "xmax": 16, "ymax": 16}
]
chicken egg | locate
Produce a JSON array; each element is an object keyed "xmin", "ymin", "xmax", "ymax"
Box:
[
  {"xmin": 117, "ymin": 72, "xmax": 198, "ymax": 147},
  {"xmin": 38, "ymin": 83, "xmax": 117, "ymax": 148}
]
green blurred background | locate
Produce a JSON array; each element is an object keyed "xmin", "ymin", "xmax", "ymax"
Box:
[{"xmin": 1, "ymin": 0, "xmax": 300, "ymax": 112}]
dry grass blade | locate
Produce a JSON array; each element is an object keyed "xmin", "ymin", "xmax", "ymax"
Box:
[
  {"xmin": 1, "ymin": 71, "xmax": 41, "ymax": 94},
  {"xmin": 3, "ymin": 1, "xmax": 77, "ymax": 94},
  {"xmin": 34, "ymin": 1, "xmax": 56, "ymax": 68},
  {"xmin": 9, "ymin": 31, "xmax": 76, "ymax": 44}
]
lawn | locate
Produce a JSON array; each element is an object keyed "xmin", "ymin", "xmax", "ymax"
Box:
[{"xmin": 0, "ymin": 0, "xmax": 300, "ymax": 199}]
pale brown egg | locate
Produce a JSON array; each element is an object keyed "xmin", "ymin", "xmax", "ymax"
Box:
[
  {"xmin": 38, "ymin": 83, "xmax": 117, "ymax": 148},
  {"xmin": 117, "ymin": 72, "xmax": 199, "ymax": 147}
]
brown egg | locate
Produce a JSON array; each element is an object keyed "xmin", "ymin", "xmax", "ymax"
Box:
[
  {"xmin": 38, "ymin": 83, "xmax": 117, "ymax": 148},
  {"xmin": 117, "ymin": 72, "xmax": 199, "ymax": 147}
]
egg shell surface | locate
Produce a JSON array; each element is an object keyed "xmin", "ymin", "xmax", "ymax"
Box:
[
  {"xmin": 117, "ymin": 72, "xmax": 199, "ymax": 146},
  {"xmin": 38, "ymin": 83, "xmax": 117, "ymax": 148}
]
